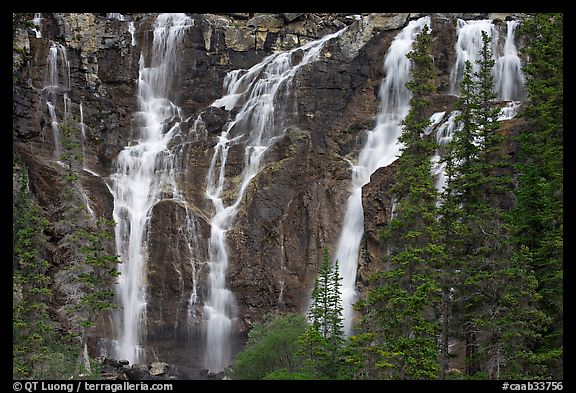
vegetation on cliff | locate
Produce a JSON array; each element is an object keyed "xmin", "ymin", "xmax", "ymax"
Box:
[
  {"xmin": 227, "ymin": 13, "xmax": 563, "ymax": 380},
  {"xmin": 12, "ymin": 12, "xmax": 562, "ymax": 381}
]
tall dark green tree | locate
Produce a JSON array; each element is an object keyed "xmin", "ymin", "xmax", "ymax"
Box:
[
  {"xmin": 356, "ymin": 24, "xmax": 442, "ymax": 380},
  {"xmin": 300, "ymin": 247, "xmax": 345, "ymax": 379},
  {"xmin": 442, "ymin": 30, "xmax": 545, "ymax": 380},
  {"xmin": 513, "ymin": 13, "xmax": 563, "ymax": 379}
]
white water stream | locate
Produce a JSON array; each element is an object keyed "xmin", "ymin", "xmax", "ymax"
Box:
[
  {"xmin": 203, "ymin": 28, "xmax": 346, "ymax": 372},
  {"xmin": 333, "ymin": 16, "xmax": 432, "ymax": 336},
  {"xmin": 43, "ymin": 41, "xmax": 70, "ymax": 159},
  {"xmin": 109, "ymin": 13, "xmax": 192, "ymax": 364}
]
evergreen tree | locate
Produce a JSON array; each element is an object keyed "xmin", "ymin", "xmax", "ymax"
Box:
[
  {"xmin": 56, "ymin": 121, "xmax": 119, "ymax": 371},
  {"xmin": 300, "ymin": 247, "xmax": 345, "ymax": 379},
  {"xmin": 513, "ymin": 13, "xmax": 563, "ymax": 379},
  {"xmin": 436, "ymin": 138, "xmax": 463, "ymax": 379},
  {"xmin": 442, "ymin": 29, "xmax": 545, "ymax": 380},
  {"xmin": 356, "ymin": 24, "xmax": 442, "ymax": 380},
  {"xmin": 13, "ymin": 164, "xmax": 54, "ymax": 378}
]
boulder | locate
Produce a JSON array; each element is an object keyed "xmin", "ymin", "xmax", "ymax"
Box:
[
  {"xmin": 369, "ymin": 13, "xmax": 410, "ymax": 31},
  {"xmin": 224, "ymin": 26, "xmax": 255, "ymax": 51},
  {"xmin": 282, "ymin": 13, "xmax": 304, "ymax": 23},
  {"xmin": 246, "ymin": 14, "xmax": 284, "ymax": 31},
  {"xmin": 124, "ymin": 364, "xmax": 150, "ymax": 380},
  {"xmin": 150, "ymin": 362, "xmax": 170, "ymax": 376}
]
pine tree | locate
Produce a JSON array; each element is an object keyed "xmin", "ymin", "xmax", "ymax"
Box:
[
  {"xmin": 437, "ymin": 138, "xmax": 463, "ymax": 379},
  {"xmin": 300, "ymin": 247, "xmax": 345, "ymax": 379},
  {"xmin": 513, "ymin": 13, "xmax": 563, "ymax": 379},
  {"xmin": 442, "ymin": 29, "xmax": 545, "ymax": 380},
  {"xmin": 356, "ymin": 24, "xmax": 442, "ymax": 380}
]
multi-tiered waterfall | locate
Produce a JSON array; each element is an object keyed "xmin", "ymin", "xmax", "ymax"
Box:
[
  {"xmin": 334, "ymin": 16, "xmax": 527, "ymax": 336},
  {"xmin": 109, "ymin": 13, "xmax": 192, "ymax": 364},
  {"xmin": 43, "ymin": 41, "xmax": 70, "ymax": 160},
  {"xmin": 204, "ymin": 27, "xmax": 346, "ymax": 373},
  {"xmin": 450, "ymin": 18, "xmax": 525, "ymax": 100},
  {"xmin": 333, "ymin": 16, "xmax": 432, "ymax": 337},
  {"xmin": 431, "ymin": 18, "xmax": 526, "ymax": 194}
]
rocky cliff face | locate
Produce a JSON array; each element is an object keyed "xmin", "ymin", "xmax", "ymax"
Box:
[{"xmin": 12, "ymin": 12, "xmax": 521, "ymax": 374}]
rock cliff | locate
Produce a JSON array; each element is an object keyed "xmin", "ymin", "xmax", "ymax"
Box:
[{"xmin": 12, "ymin": 12, "xmax": 522, "ymax": 375}]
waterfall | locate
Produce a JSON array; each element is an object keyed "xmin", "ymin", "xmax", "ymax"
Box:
[
  {"xmin": 79, "ymin": 102, "xmax": 87, "ymax": 168},
  {"xmin": 107, "ymin": 13, "xmax": 126, "ymax": 21},
  {"xmin": 449, "ymin": 19, "xmax": 498, "ymax": 95},
  {"xmin": 109, "ymin": 13, "xmax": 192, "ymax": 364},
  {"xmin": 128, "ymin": 22, "xmax": 137, "ymax": 46},
  {"xmin": 430, "ymin": 111, "xmax": 459, "ymax": 194},
  {"xmin": 31, "ymin": 13, "xmax": 42, "ymax": 38},
  {"xmin": 432, "ymin": 17, "xmax": 526, "ymax": 195},
  {"xmin": 333, "ymin": 16, "xmax": 431, "ymax": 337},
  {"xmin": 43, "ymin": 41, "xmax": 70, "ymax": 160},
  {"xmin": 495, "ymin": 20, "xmax": 526, "ymax": 101},
  {"xmin": 450, "ymin": 18, "xmax": 525, "ymax": 101},
  {"xmin": 203, "ymin": 27, "xmax": 346, "ymax": 373}
]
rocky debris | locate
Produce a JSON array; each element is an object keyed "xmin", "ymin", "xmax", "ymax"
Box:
[{"xmin": 96, "ymin": 357, "xmax": 225, "ymax": 380}]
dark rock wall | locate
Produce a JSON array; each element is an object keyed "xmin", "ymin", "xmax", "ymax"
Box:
[{"xmin": 12, "ymin": 12, "xmax": 520, "ymax": 371}]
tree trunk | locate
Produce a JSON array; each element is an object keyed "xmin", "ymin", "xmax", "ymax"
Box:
[{"xmin": 440, "ymin": 288, "xmax": 450, "ymax": 379}]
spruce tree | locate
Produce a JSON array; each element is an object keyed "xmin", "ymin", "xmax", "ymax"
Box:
[
  {"xmin": 443, "ymin": 29, "xmax": 545, "ymax": 380},
  {"xmin": 357, "ymin": 24, "xmax": 442, "ymax": 380},
  {"xmin": 513, "ymin": 13, "xmax": 563, "ymax": 379},
  {"xmin": 300, "ymin": 247, "xmax": 345, "ymax": 379}
]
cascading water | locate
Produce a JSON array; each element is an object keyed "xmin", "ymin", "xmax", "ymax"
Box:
[
  {"xmin": 128, "ymin": 22, "xmax": 137, "ymax": 46},
  {"xmin": 43, "ymin": 41, "xmax": 70, "ymax": 159},
  {"xmin": 450, "ymin": 18, "xmax": 526, "ymax": 101},
  {"xmin": 31, "ymin": 13, "xmax": 42, "ymax": 38},
  {"xmin": 203, "ymin": 28, "xmax": 346, "ymax": 372},
  {"xmin": 79, "ymin": 103, "xmax": 87, "ymax": 168},
  {"xmin": 107, "ymin": 13, "xmax": 126, "ymax": 21},
  {"xmin": 430, "ymin": 111, "xmax": 459, "ymax": 193},
  {"xmin": 495, "ymin": 20, "xmax": 525, "ymax": 101},
  {"xmin": 333, "ymin": 16, "xmax": 431, "ymax": 337},
  {"xmin": 432, "ymin": 17, "xmax": 526, "ymax": 193},
  {"xmin": 450, "ymin": 19, "xmax": 498, "ymax": 95},
  {"xmin": 109, "ymin": 13, "xmax": 192, "ymax": 364}
]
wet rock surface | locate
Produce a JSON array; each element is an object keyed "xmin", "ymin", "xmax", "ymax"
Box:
[
  {"xmin": 97, "ymin": 357, "xmax": 224, "ymax": 380},
  {"xmin": 12, "ymin": 12, "xmax": 523, "ymax": 377}
]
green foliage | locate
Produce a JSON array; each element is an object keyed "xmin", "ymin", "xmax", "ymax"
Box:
[
  {"xmin": 355, "ymin": 24, "xmax": 442, "ymax": 380},
  {"xmin": 261, "ymin": 369, "xmax": 317, "ymax": 380},
  {"xmin": 13, "ymin": 164, "xmax": 54, "ymax": 379},
  {"xmin": 300, "ymin": 247, "xmax": 346, "ymax": 379},
  {"xmin": 13, "ymin": 119, "xmax": 119, "ymax": 379},
  {"xmin": 437, "ymin": 25, "xmax": 547, "ymax": 380},
  {"xmin": 228, "ymin": 247, "xmax": 347, "ymax": 380},
  {"xmin": 512, "ymin": 13, "xmax": 563, "ymax": 379},
  {"xmin": 308, "ymin": 247, "xmax": 344, "ymax": 342},
  {"xmin": 227, "ymin": 313, "xmax": 308, "ymax": 380}
]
